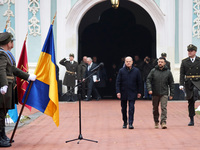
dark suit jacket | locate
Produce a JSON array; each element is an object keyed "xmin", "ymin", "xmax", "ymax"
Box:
[
  {"xmin": 116, "ymin": 66, "xmax": 142, "ymax": 100},
  {"xmin": 180, "ymin": 56, "xmax": 200, "ymax": 99},
  {"xmin": 84, "ymin": 63, "xmax": 99, "ymax": 81}
]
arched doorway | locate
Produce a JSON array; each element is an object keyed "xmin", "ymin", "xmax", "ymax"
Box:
[
  {"xmin": 78, "ymin": 1, "xmax": 156, "ymax": 98},
  {"xmin": 62, "ymin": 0, "xmax": 164, "ymax": 94}
]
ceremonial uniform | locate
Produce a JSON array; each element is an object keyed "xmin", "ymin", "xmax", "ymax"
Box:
[
  {"xmin": 180, "ymin": 44, "xmax": 200, "ymax": 126},
  {"xmin": 59, "ymin": 54, "xmax": 78, "ymax": 96},
  {"xmin": 0, "ymin": 32, "xmax": 36, "ymax": 147}
]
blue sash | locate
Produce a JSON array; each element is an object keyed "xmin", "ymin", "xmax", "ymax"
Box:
[{"xmin": 0, "ymin": 49, "xmax": 15, "ymax": 65}]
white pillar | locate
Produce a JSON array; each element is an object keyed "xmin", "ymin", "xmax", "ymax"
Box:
[
  {"xmin": 57, "ymin": 0, "xmax": 71, "ymax": 92},
  {"xmin": 179, "ymin": 0, "xmax": 193, "ymax": 60},
  {"xmin": 40, "ymin": 0, "xmax": 51, "ymax": 46},
  {"xmin": 15, "ymin": 0, "xmax": 28, "ymax": 63}
]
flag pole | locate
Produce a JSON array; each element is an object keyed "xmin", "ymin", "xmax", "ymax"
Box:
[
  {"xmin": 25, "ymin": 32, "xmax": 28, "ymax": 42},
  {"xmin": 10, "ymin": 32, "xmax": 30, "ymax": 143},
  {"xmin": 10, "ymin": 82, "xmax": 33, "ymax": 143},
  {"xmin": 51, "ymin": 11, "xmax": 57, "ymax": 25},
  {"xmin": 4, "ymin": 18, "xmax": 10, "ymax": 30}
]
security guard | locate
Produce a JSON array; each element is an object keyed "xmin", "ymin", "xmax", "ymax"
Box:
[
  {"xmin": 179, "ymin": 44, "xmax": 200, "ymax": 126},
  {"xmin": 0, "ymin": 32, "xmax": 36, "ymax": 147},
  {"xmin": 59, "ymin": 53, "xmax": 78, "ymax": 101}
]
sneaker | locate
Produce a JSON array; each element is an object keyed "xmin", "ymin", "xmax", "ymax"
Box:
[
  {"xmin": 161, "ymin": 123, "xmax": 167, "ymax": 129},
  {"xmin": 155, "ymin": 122, "xmax": 159, "ymax": 129}
]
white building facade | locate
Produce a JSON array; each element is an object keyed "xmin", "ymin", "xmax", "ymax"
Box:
[{"xmin": 0, "ymin": 0, "xmax": 200, "ymax": 93}]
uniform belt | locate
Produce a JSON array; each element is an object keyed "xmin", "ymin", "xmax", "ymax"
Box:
[
  {"xmin": 7, "ymin": 76, "xmax": 14, "ymax": 80},
  {"xmin": 186, "ymin": 75, "xmax": 200, "ymax": 78},
  {"xmin": 66, "ymin": 70, "xmax": 75, "ymax": 75}
]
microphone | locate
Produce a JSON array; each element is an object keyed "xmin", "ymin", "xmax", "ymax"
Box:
[{"xmin": 91, "ymin": 62, "xmax": 104, "ymax": 72}]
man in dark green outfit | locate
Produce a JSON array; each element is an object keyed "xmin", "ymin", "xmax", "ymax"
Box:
[{"xmin": 0, "ymin": 32, "xmax": 36, "ymax": 147}]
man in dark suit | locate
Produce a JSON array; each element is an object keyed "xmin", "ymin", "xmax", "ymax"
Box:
[
  {"xmin": 116, "ymin": 56, "xmax": 142, "ymax": 129},
  {"xmin": 0, "ymin": 32, "xmax": 36, "ymax": 147},
  {"xmin": 83, "ymin": 57, "xmax": 101, "ymax": 101},
  {"xmin": 179, "ymin": 44, "xmax": 200, "ymax": 126}
]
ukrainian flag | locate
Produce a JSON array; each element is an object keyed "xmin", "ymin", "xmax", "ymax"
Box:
[{"xmin": 22, "ymin": 25, "xmax": 59, "ymax": 126}]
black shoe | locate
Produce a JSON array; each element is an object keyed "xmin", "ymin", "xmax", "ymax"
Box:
[
  {"xmin": 1, "ymin": 128, "xmax": 14, "ymax": 143},
  {"xmin": 188, "ymin": 121, "xmax": 194, "ymax": 126},
  {"xmin": 0, "ymin": 138, "xmax": 11, "ymax": 147},
  {"xmin": 83, "ymin": 98, "xmax": 90, "ymax": 101},
  {"xmin": 122, "ymin": 123, "xmax": 127, "ymax": 129},
  {"xmin": 129, "ymin": 124, "xmax": 134, "ymax": 129},
  {"xmin": 188, "ymin": 117, "xmax": 194, "ymax": 126},
  {"xmin": 96, "ymin": 97, "xmax": 101, "ymax": 101}
]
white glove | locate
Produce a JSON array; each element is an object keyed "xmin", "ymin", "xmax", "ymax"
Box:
[
  {"xmin": 28, "ymin": 74, "xmax": 37, "ymax": 81},
  {"xmin": 179, "ymin": 85, "xmax": 184, "ymax": 90},
  {"xmin": 1, "ymin": 85, "xmax": 8, "ymax": 95}
]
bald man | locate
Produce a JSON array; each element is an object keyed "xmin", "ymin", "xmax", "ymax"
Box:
[{"xmin": 116, "ymin": 56, "xmax": 142, "ymax": 129}]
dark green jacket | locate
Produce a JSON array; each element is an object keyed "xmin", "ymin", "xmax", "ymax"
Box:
[
  {"xmin": 146, "ymin": 65, "xmax": 174, "ymax": 96},
  {"xmin": 0, "ymin": 49, "xmax": 29, "ymax": 109}
]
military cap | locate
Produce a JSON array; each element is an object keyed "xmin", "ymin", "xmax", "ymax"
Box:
[
  {"xmin": 187, "ymin": 44, "xmax": 197, "ymax": 51},
  {"xmin": 161, "ymin": 53, "xmax": 167, "ymax": 57},
  {"xmin": 0, "ymin": 32, "xmax": 14, "ymax": 45},
  {"xmin": 69, "ymin": 53, "xmax": 74, "ymax": 57}
]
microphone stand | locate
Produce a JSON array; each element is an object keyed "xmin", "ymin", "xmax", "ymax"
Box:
[{"xmin": 64, "ymin": 70, "xmax": 98, "ymax": 144}]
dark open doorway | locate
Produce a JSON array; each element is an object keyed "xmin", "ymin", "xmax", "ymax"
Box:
[{"xmin": 78, "ymin": 1, "xmax": 156, "ymax": 98}]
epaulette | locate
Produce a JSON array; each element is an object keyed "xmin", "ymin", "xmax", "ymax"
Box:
[{"xmin": 182, "ymin": 57, "xmax": 188, "ymax": 61}]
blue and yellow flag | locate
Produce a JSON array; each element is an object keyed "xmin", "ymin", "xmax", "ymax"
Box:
[{"xmin": 22, "ymin": 25, "xmax": 59, "ymax": 126}]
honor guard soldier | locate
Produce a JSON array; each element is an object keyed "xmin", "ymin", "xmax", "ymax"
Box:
[
  {"xmin": 0, "ymin": 32, "xmax": 36, "ymax": 147},
  {"xmin": 59, "ymin": 53, "xmax": 78, "ymax": 101},
  {"xmin": 179, "ymin": 44, "xmax": 200, "ymax": 126}
]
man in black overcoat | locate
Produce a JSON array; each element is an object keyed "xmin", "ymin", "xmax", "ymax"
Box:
[{"xmin": 116, "ymin": 56, "xmax": 142, "ymax": 129}]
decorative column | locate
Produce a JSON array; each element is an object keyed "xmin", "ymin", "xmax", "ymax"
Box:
[
  {"xmin": 28, "ymin": 0, "xmax": 41, "ymax": 63},
  {"xmin": 0, "ymin": 0, "xmax": 15, "ymax": 55},
  {"xmin": 193, "ymin": 0, "xmax": 200, "ymax": 56}
]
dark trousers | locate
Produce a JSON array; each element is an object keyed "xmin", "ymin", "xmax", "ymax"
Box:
[
  {"xmin": 188, "ymin": 87, "xmax": 198, "ymax": 117},
  {"xmin": 0, "ymin": 108, "xmax": 8, "ymax": 132},
  {"xmin": 87, "ymin": 78, "xmax": 100, "ymax": 99},
  {"xmin": 121, "ymin": 100, "xmax": 135, "ymax": 125},
  {"xmin": 67, "ymin": 86, "xmax": 74, "ymax": 94}
]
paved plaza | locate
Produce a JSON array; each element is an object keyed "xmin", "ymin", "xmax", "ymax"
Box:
[{"xmin": 6, "ymin": 100, "xmax": 200, "ymax": 150}]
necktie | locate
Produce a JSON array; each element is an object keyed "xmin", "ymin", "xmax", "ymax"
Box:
[
  {"xmin": 191, "ymin": 58, "xmax": 194, "ymax": 62},
  {"xmin": 88, "ymin": 65, "xmax": 91, "ymax": 71}
]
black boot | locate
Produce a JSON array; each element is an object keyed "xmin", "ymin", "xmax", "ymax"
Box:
[
  {"xmin": 1, "ymin": 127, "xmax": 14, "ymax": 143},
  {"xmin": 0, "ymin": 133, "xmax": 11, "ymax": 147},
  {"xmin": 188, "ymin": 116, "xmax": 194, "ymax": 126}
]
